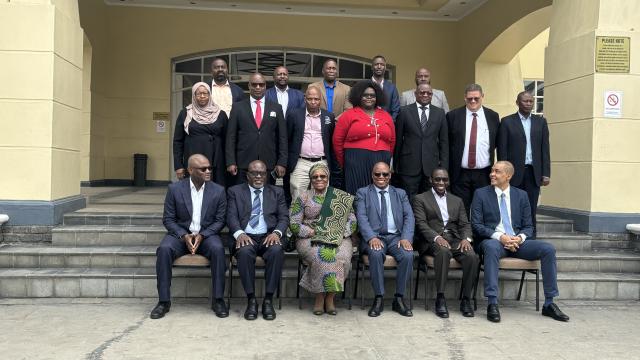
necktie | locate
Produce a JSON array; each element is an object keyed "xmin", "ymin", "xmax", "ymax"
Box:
[
  {"xmin": 249, "ymin": 189, "xmax": 262, "ymax": 228},
  {"xmin": 255, "ymin": 99, "xmax": 262, "ymax": 128},
  {"xmin": 468, "ymin": 112, "xmax": 477, "ymax": 168},
  {"xmin": 500, "ymin": 193, "xmax": 515, "ymax": 236},
  {"xmin": 380, "ymin": 190, "xmax": 388, "ymax": 235},
  {"xmin": 419, "ymin": 106, "xmax": 428, "ymax": 132}
]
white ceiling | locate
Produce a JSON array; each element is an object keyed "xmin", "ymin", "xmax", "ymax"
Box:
[{"xmin": 105, "ymin": 0, "xmax": 488, "ymax": 21}]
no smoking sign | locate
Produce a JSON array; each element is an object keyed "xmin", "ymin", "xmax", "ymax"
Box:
[{"xmin": 604, "ymin": 91, "xmax": 622, "ymax": 118}]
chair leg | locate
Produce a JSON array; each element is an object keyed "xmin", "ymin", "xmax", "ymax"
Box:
[
  {"xmin": 414, "ymin": 261, "xmax": 420, "ymax": 301},
  {"xmin": 473, "ymin": 265, "xmax": 481, "ymax": 311},
  {"xmin": 517, "ymin": 270, "xmax": 526, "ymax": 301},
  {"xmin": 409, "ymin": 261, "xmax": 413, "ymax": 310},
  {"xmin": 347, "ymin": 261, "xmax": 353, "ymax": 310},
  {"xmin": 297, "ymin": 260, "xmax": 303, "ymax": 310},
  {"xmin": 535, "ymin": 270, "xmax": 540, "ymax": 312},
  {"xmin": 277, "ymin": 272, "xmax": 282, "ymax": 310},
  {"xmin": 353, "ymin": 259, "xmax": 360, "ymax": 301},
  {"xmin": 361, "ymin": 264, "xmax": 366, "ymax": 310},
  {"xmin": 227, "ymin": 258, "xmax": 233, "ymax": 309},
  {"xmin": 424, "ymin": 266, "xmax": 429, "ymax": 311}
]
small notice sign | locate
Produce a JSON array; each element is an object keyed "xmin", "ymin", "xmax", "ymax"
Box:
[
  {"xmin": 603, "ymin": 91, "xmax": 622, "ymax": 118},
  {"xmin": 153, "ymin": 112, "xmax": 169, "ymax": 121},
  {"xmin": 595, "ymin": 36, "xmax": 630, "ymax": 73},
  {"xmin": 156, "ymin": 120, "xmax": 167, "ymax": 133}
]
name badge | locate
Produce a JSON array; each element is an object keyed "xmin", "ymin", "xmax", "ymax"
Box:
[
  {"xmin": 324, "ymin": 116, "xmax": 331, "ymax": 125},
  {"xmin": 270, "ymin": 111, "xmax": 276, "ymax": 117}
]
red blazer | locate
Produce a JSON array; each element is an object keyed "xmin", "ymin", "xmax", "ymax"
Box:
[{"xmin": 333, "ymin": 107, "xmax": 396, "ymax": 167}]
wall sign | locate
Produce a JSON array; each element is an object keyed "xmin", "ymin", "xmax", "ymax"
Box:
[{"xmin": 595, "ymin": 36, "xmax": 630, "ymax": 73}]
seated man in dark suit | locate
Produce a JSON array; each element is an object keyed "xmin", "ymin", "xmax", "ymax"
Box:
[
  {"xmin": 356, "ymin": 162, "xmax": 415, "ymax": 317},
  {"xmin": 227, "ymin": 160, "xmax": 289, "ymax": 321},
  {"xmin": 471, "ymin": 161, "xmax": 569, "ymax": 323},
  {"xmin": 412, "ymin": 168, "xmax": 479, "ymax": 318},
  {"xmin": 152, "ymin": 154, "xmax": 228, "ymax": 319}
]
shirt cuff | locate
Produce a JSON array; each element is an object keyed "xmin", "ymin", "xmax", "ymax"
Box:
[
  {"xmin": 491, "ymin": 232, "xmax": 503, "ymax": 240},
  {"xmin": 517, "ymin": 234, "xmax": 527, "ymax": 243},
  {"xmin": 233, "ymin": 230, "xmax": 245, "ymax": 240},
  {"xmin": 273, "ymin": 230, "xmax": 283, "ymax": 238},
  {"xmin": 466, "ymin": 237, "xmax": 473, "ymax": 243}
]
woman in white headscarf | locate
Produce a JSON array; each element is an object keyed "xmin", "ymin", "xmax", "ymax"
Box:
[{"xmin": 173, "ymin": 82, "xmax": 228, "ymax": 185}]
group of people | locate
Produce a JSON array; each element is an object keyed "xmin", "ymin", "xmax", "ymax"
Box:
[{"xmin": 156, "ymin": 55, "xmax": 568, "ymax": 323}]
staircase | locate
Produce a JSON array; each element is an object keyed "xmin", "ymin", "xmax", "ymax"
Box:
[{"xmin": 1, "ymin": 208, "xmax": 639, "ymax": 301}]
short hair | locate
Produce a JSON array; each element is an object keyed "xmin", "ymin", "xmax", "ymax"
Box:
[
  {"xmin": 348, "ymin": 80, "xmax": 386, "ymax": 108},
  {"xmin": 273, "ymin": 66, "xmax": 287, "ymax": 75},
  {"xmin": 210, "ymin": 57, "xmax": 228, "ymax": 68},
  {"xmin": 306, "ymin": 85, "xmax": 321, "ymax": 95},
  {"xmin": 372, "ymin": 55, "xmax": 386, "ymax": 63},
  {"xmin": 495, "ymin": 161, "xmax": 515, "ymax": 175},
  {"xmin": 323, "ymin": 58, "xmax": 337, "ymax": 68},
  {"xmin": 517, "ymin": 91, "xmax": 534, "ymax": 101},
  {"xmin": 430, "ymin": 167, "xmax": 449, "ymax": 178},
  {"xmin": 371, "ymin": 161, "xmax": 391, "ymax": 173},
  {"xmin": 464, "ymin": 83, "xmax": 483, "ymax": 95}
]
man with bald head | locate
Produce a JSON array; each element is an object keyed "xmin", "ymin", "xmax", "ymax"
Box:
[
  {"xmin": 152, "ymin": 154, "xmax": 228, "ymax": 319},
  {"xmin": 471, "ymin": 161, "xmax": 569, "ymax": 323},
  {"xmin": 265, "ymin": 66, "xmax": 304, "ymax": 118},
  {"xmin": 400, "ymin": 67, "xmax": 449, "ymax": 112},
  {"xmin": 285, "ymin": 85, "xmax": 340, "ymax": 203},
  {"xmin": 226, "ymin": 72, "xmax": 288, "ymax": 185}
]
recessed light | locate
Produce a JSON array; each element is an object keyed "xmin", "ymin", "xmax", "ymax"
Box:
[
  {"xmin": 392, "ymin": 11, "xmax": 398, "ymax": 14},
  {"xmin": 230, "ymin": 4, "xmax": 237, "ymax": 7},
  {"xmin": 444, "ymin": 14, "xmax": 450, "ymax": 17},
  {"xmin": 339, "ymin": 9, "xmax": 346, "ymax": 13},
  {"xmin": 460, "ymin": 1, "xmax": 467, "ymax": 4},
  {"xmin": 285, "ymin": 7, "xmax": 291, "ymax": 10},
  {"xmin": 190, "ymin": 1, "xmax": 196, "ymax": 4}
]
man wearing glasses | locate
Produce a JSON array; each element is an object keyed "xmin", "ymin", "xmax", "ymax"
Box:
[
  {"xmin": 227, "ymin": 160, "xmax": 289, "ymax": 321},
  {"xmin": 226, "ymin": 72, "xmax": 288, "ymax": 185},
  {"xmin": 355, "ymin": 162, "xmax": 415, "ymax": 317},
  {"xmin": 446, "ymin": 83, "xmax": 500, "ymax": 213},
  {"xmin": 152, "ymin": 154, "xmax": 229, "ymax": 319},
  {"xmin": 412, "ymin": 168, "xmax": 479, "ymax": 318}
]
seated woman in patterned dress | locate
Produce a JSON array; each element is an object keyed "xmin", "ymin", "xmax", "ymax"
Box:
[{"xmin": 289, "ymin": 163, "xmax": 357, "ymax": 315}]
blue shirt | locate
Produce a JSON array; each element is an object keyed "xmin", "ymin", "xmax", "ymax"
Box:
[
  {"xmin": 377, "ymin": 186, "xmax": 398, "ymax": 234},
  {"xmin": 324, "ymin": 80, "xmax": 335, "ymax": 113},
  {"xmin": 518, "ymin": 112, "xmax": 533, "ymax": 165}
]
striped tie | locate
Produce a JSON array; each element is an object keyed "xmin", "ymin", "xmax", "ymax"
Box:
[{"xmin": 249, "ymin": 189, "xmax": 261, "ymax": 228}]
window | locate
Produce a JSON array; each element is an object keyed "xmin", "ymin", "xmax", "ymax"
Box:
[{"xmin": 523, "ymin": 79, "xmax": 544, "ymax": 115}]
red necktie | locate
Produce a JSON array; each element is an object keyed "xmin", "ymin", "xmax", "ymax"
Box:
[
  {"xmin": 468, "ymin": 112, "xmax": 477, "ymax": 169},
  {"xmin": 255, "ymin": 99, "xmax": 262, "ymax": 128}
]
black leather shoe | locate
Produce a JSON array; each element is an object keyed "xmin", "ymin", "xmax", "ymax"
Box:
[
  {"xmin": 150, "ymin": 301, "xmax": 170, "ymax": 319},
  {"xmin": 460, "ymin": 298, "xmax": 474, "ymax": 317},
  {"xmin": 487, "ymin": 303, "xmax": 501, "ymax": 323},
  {"xmin": 392, "ymin": 296, "xmax": 413, "ymax": 317},
  {"xmin": 262, "ymin": 298, "xmax": 276, "ymax": 320},
  {"xmin": 244, "ymin": 297, "xmax": 258, "ymax": 320},
  {"xmin": 368, "ymin": 296, "xmax": 384, "ymax": 317},
  {"xmin": 542, "ymin": 303, "xmax": 570, "ymax": 322},
  {"xmin": 212, "ymin": 299, "xmax": 229, "ymax": 318},
  {"xmin": 434, "ymin": 297, "xmax": 449, "ymax": 318}
]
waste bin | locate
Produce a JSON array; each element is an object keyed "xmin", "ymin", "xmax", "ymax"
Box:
[{"xmin": 133, "ymin": 153, "xmax": 148, "ymax": 187}]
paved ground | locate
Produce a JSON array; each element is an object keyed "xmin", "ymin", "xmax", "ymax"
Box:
[{"xmin": 0, "ymin": 298, "xmax": 637, "ymax": 360}]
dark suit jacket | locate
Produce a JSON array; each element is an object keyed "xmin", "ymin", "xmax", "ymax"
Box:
[
  {"xmin": 380, "ymin": 80, "xmax": 401, "ymax": 120},
  {"xmin": 225, "ymin": 98, "xmax": 287, "ymax": 170},
  {"xmin": 226, "ymin": 183, "xmax": 289, "ymax": 236},
  {"xmin": 162, "ymin": 179, "xmax": 227, "ymax": 239},
  {"xmin": 394, "ymin": 103, "xmax": 449, "ymax": 177},
  {"xmin": 412, "ymin": 190, "xmax": 471, "ymax": 255},
  {"xmin": 470, "ymin": 185, "xmax": 533, "ymax": 242},
  {"xmin": 355, "ymin": 184, "xmax": 415, "ymax": 243},
  {"xmin": 286, "ymin": 108, "xmax": 340, "ymax": 184},
  {"xmin": 265, "ymin": 87, "xmax": 305, "ymax": 116},
  {"xmin": 446, "ymin": 106, "xmax": 500, "ymax": 184},
  {"xmin": 497, "ymin": 112, "xmax": 550, "ymax": 187}
]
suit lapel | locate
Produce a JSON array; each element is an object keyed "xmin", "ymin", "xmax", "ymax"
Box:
[
  {"xmin": 509, "ymin": 189, "xmax": 519, "ymax": 229},
  {"xmin": 425, "ymin": 191, "xmax": 443, "ymax": 222},
  {"xmin": 200, "ymin": 182, "xmax": 213, "ymax": 223},
  {"xmin": 489, "ymin": 187, "xmax": 501, "ymax": 222},
  {"xmin": 243, "ymin": 100, "xmax": 259, "ymax": 131},
  {"xmin": 389, "ymin": 187, "xmax": 403, "ymax": 230},
  {"xmin": 180, "ymin": 180, "xmax": 193, "ymax": 218},
  {"xmin": 369, "ymin": 186, "xmax": 381, "ymax": 220}
]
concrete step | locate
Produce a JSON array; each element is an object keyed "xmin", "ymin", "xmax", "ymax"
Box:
[
  {"xmin": 539, "ymin": 233, "xmax": 592, "ymax": 252},
  {"xmin": 63, "ymin": 213, "xmax": 163, "ymax": 226},
  {"xmin": 0, "ymin": 267, "xmax": 637, "ymax": 301},
  {"xmin": 555, "ymin": 250, "xmax": 640, "ymax": 273}
]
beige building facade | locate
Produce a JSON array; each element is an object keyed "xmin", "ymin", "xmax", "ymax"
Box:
[{"xmin": 0, "ymin": 0, "xmax": 638, "ymax": 232}]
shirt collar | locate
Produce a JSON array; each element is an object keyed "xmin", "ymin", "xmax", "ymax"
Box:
[
  {"xmin": 323, "ymin": 80, "xmax": 335, "ymax": 89},
  {"xmin": 416, "ymin": 102, "xmax": 430, "ymax": 110},
  {"xmin": 248, "ymin": 184, "xmax": 263, "ymax": 193},
  {"xmin": 431, "ymin": 187, "xmax": 446, "ymax": 198},
  {"xmin": 371, "ymin": 76, "xmax": 384, "ymax": 86},
  {"xmin": 212, "ymin": 80, "xmax": 230, "ymax": 87},
  {"xmin": 466, "ymin": 107, "xmax": 485, "ymax": 116},
  {"xmin": 251, "ymin": 96, "xmax": 264, "ymax": 103},
  {"xmin": 376, "ymin": 185, "xmax": 390, "ymax": 193},
  {"xmin": 494, "ymin": 186, "xmax": 511, "ymax": 197},
  {"xmin": 518, "ymin": 111, "xmax": 531, "ymax": 121},
  {"xmin": 305, "ymin": 109, "xmax": 321, "ymax": 118},
  {"xmin": 190, "ymin": 179, "xmax": 205, "ymax": 192},
  {"xmin": 275, "ymin": 86, "xmax": 288, "ymax": 94}
]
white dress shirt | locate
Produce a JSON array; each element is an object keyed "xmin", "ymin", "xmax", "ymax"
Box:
[
  {"xmin": 211, "ymin": 80, "xmax": 233, "ymax": 115},
  {"xmin": 491, "ymin": 186, "xmax": 527, "ymax": 242},
  {"xmin": 461, "ymin": 107, "xmax": 491, "ymax": 169},
  {"xmin": 377, "ymin": 186, "xmax": 398, "ymax": 234},
  {"xmin": 519, "ymin": 112, "xmax": 533, "ymax": 165},
  {"xmin": 233, "ymin": 185, "xmax": 268, "ymax": 239},
  {"xmin": 188, "ymin": 179, "xmax": 205, "ymax": 234},
  {"xmin": 431, "ymin": 188, "xmax": 448, "ymax": 226},
  {"xmin": 275, "ymin": 86, "xmax": 289, "ymax": 116},
  {"xmin": 416, "ymin": 102, "xmax": 430, "ymax": 123},
  {"xmin": 250, "ymin": 96, "xmax": 264, "ymax": 120}
]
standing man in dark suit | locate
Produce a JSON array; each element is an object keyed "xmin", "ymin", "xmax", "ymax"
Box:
[
  {"xmin": 286, "ymin": 85, "xmax": 340, "ymax": 203},
  {"xmin": 210, "ymin": 58, "xmax": 245, "ymax": 116},
  {"xmin": 471, "ymin": 161, "xmax": 569, "ymax": 323},
  {"xmin": 394, "ymin": 83, "xmax": 449, "ymax": 197},
  {"xmin": 413, "ymin": 168, "xmax": 479, "ymax": 318},
  {"xmin": 447, "ymin": 83, "xmax": 500, "ymax": 213},
  {"xmin": 227, "ymin": 160, "xmax": 289, "ymax": 321},
  {"xmin": 356, "ymin": 162, "xmax": 415, "ymax": 318},
  {"xmin": 497, "ymin": 91, "xmax": 550, "ymax": 237},
  {"xmin": 151, "ymin": 154, "xmax": 228, "ymax": 319},
  {"xmin": 371, "ymin": 55, "xmax": 400, "ymax": 120},
  {"xmin": 226, "ymin": 73, "xmax": 287, "ymax": 185},
  {"xmin": 265, "ymin": 66, "xmax": 304, "ymax": 118}
]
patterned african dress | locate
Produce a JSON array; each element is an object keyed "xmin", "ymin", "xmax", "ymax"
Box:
[{"xmin": 289, "ymin": 188, "xmax": 357, "ymax": 293}]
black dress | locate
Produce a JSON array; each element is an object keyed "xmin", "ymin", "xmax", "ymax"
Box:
[{"xmin": 173, "ymin": 108, "xmax": 228, "ymax": 186}]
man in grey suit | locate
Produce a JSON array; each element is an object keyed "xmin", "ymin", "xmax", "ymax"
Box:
[
  {"xmin": 356, "ymin": 162, "xmax": 415, "ymax": 318},
  {"xmin": 401, "ymin": 67, "xmax": 449, "ymax": 112},
  {"xmin": 412, "ymin": 168, "xmax": 479, "ymax": 318}
]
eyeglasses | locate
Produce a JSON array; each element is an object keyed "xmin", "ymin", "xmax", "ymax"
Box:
[
  {"xmin": 195, "ymin": 166, "xmax": 212, "ymax": 172},
  {"xmin": 248, "ymin": 171, "xmax": 267, "ymax": 177},
  {"xmin": 418, "ymin": 91, "xmax": 433, "ymax": 96},
  {"xmin": 432, "ymin": 177, "xmax": 449, "ymax": 183},
  {"xmin": 465, "ymin": 97, "xmax": 481, "ymax": 102},
  {"xmin": 373, "ymin": 172, "xmax": 390, "ymax": 178},
  {"xmin": 311, "ymin": 175, "xmax": 327, "ymax": 180},
  {"xmin": 362, "ymin": 93, "xmax": 377, "ymax": 98},
  {"xmin": 194, "ymin": 92, "xmax": 209, "ymax": 98},
  {"xmin": 249, "ymin": 82, "xmax": 266, "ymax": 87}
]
